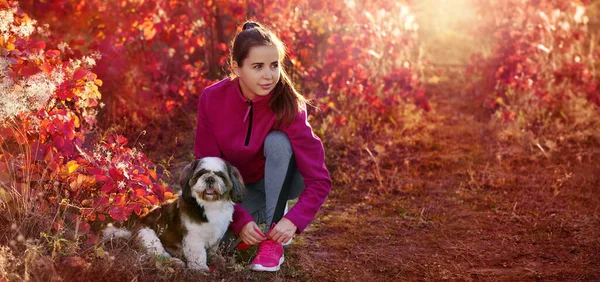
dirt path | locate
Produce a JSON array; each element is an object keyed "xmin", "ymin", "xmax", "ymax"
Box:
[{"xmin": 288, "ymin": 82, "xmax": 600, "ymax": 281}]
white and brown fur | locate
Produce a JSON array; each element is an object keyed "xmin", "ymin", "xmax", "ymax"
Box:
[{"xmin": 103, "ymin": 157, "xmax": 245, "ymax": 270}]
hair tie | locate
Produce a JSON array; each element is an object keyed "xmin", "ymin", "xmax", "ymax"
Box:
[{"xmin": 242, "ymin": 22, "xmax": 260, "ymax": 31}]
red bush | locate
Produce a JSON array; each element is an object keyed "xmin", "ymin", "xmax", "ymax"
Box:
[
  {"xmin": 19, "ymin": 0, "xmax": 428, "ymax": 136},
  {"xmin": 0, "ymin": 1, "xmax": 175, "ymax": 240},
  {"xmin": 466, "ymin": 0, "xmax": 598, "ymax": 118}
]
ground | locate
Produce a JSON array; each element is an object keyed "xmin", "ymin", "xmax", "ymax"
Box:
[{"xmin": 285, "ymin": 82, "xmax": 600, "ymax": 281}]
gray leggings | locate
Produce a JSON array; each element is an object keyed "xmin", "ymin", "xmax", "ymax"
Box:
[{"xmin": 222, "ymin": 131, "xmax": 305, "ymax": 248}]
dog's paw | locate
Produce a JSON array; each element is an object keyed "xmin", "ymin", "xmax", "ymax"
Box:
[
  {"xmin": 187, "ymin": 261, "xmax": 210, "ymax": 271},
  {"xmin": 170, "ymin": 257, "xmax": 186, "ymax": 268}
]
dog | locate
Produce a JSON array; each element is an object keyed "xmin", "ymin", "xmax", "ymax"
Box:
[{"xmin": 103, "ymin": 157, "xmax": 245, "ymax": 270}]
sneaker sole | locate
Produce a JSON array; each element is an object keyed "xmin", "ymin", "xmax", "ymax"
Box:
[
  {"xmin": 251, "ymin": 256, "xmax": 285, "ymax": 272},
  {"xmin": 282, "ymin": 237, "xmax": 293, "ymax": 246}
]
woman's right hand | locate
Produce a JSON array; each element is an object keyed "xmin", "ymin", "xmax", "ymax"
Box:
[{"xmin": 239, "ymin": 221, "xmax": 266, "ymax": 245}]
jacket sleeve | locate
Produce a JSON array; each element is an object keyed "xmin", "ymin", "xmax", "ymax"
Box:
[
  {"xmin": 194, "ymin": 89, "xmax": 222, "ymax": 159},
  {"xmin": 229, "ymin": 203, "xmax": 254, "ymax": 235},
  {"xmin": 281, "ymin": 107, "xmax": 332, "ymax": 233}
]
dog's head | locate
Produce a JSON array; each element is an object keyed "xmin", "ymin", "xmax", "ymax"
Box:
[{"xmin": 179, "ymin": 157, "xmax": 245, "ymax": 205}]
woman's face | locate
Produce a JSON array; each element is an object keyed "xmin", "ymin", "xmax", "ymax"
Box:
[{"xmin": 234, "ymin": 45, "xmax": 281, "ymax": 101}]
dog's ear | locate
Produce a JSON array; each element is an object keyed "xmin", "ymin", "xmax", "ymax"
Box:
[
  {"xmin": 180, "ymin": 159, "xmax": 200, "ymax": 204},
  {"xmin": 226, "ymin": 162, "xmax": 245, "ymax": 203}
]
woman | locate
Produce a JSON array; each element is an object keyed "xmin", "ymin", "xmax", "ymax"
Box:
[{"xmin": 194, "ymin": 21, "xmax": 331, "ymax": 272}]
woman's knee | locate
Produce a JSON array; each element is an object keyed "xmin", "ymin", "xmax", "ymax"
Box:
[{"xmin": 264, "ymin": 131, "xmax": 292, "ymax": 157}]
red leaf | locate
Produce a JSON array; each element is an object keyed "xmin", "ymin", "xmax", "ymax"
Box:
[
  {"xmin": 108, "ymin": 168, "xmax": 123, "ymax": 181},
  {"xmin": 97, "ymin": 196, "xmax": 109, "ymax": 206},
  {"xmin": 56, "ymin": 88, "xmax": 74, "ymax": 100},
  {"xmin": 134, "ymin": 189, "xmax": 147, "ymax": 197},
  {"xmin": 73, "ymin": 68, "xmax": 90, "ymax": 81},
  {"xmin": 41, "ymin": 62, "xmax": 54, "ymax": 74},
  {"xmin": 131, "ymin": 203, "xmax": 142, "ymax": 215},
  {"xmin": 146, "ymin": 195, "xmax": 159, "ymax": 205},
  {"xmin": 101, "ymin": 181, "xmax": 115, "ymax": 193},
  {"xmin": 62, "ymin": 121, "xmax": 75, "ymax": 141},
  {"xmin": 164, "ymin": 191, "xmax": 175, "ymax": 200},
  {"xmin": 95, "ymin": 174, "xmax": 110, "ymax": 182},
  {"xmin": 109, "ymin": 206, "xmax": 124, "ymax": 221},
  {"xmin": 87, "ymin": 167, "xmax": 102, "ymax": 174},
  {"xmin": 45, "ymin": 50, "xmax": 61, "ymax": 59},
  {"xmin": 148, "ymin": 169, "xmax": 157, "ymax": 181},
  {"xmin": 53, "ymin": 135, "xmax": 65, "ymax": 149},
  {"xmin": 20, "ymin": 64, "xmax": 40, "ymax": 77},
  {"xmin": 30, "ymin": 40, "xmax": 46, "ymax": 50},
  {"xmin": 152, "ymin": 184, "xmax": 165, "ymax": 198},
  {"xmin": 88, "ymin": 167, "xmax": 110, "ymax": 182},
  {"xmin": 60, "ymin": 140, "xmax": 75, "ymax": 155},
  {"xmin": 137, "ymin": 174, "xmax": 151, "ymax": 185}
]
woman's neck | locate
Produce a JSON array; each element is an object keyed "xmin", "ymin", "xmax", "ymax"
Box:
[{"xmin": 237, "ymin": 80, "xmax": 255, "ymax": 101}]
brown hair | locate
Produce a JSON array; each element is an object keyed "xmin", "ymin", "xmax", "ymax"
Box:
[{"xmin": 230, "ymin": 21, "xmax": 308, "ymax": 127}]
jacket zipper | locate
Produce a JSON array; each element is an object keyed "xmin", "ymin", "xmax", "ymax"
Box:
[{"xmin": 244, "ymin": 100, "xmax": 253, "ymax": 146}]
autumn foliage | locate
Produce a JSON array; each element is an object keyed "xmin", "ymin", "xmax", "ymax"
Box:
[
  {"xmin": 17, "ymin": 0, "xmax": 428, "ymax": 142},
  {"xmin": 1, "ymin": 0, "xmax": 429, "ymax": 253},
  {"xmin": 466, "ymin": 0, "xmax": 600, "ymax": 150},
  {"xmin": 0, "ymin": 1, "xmax": 175, "ymax": 243},
  {"xmin": 1, "ymin": 0, "xmax": 599, "ymax": 280}
]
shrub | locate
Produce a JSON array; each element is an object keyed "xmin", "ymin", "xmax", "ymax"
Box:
[
  {"xmin": 17, "ymin": 0, "xmax": 433, "ymax": 197},
  {"xmin": 20, "ymin": 0, "xmax": 430, "ymax": 141},
  {"xmin": 0, "ymin": 2, "xmax": 175, "ymax": 247},
  {"xmin": 466, "ymin": 0, "xmax": 600, "ymax": 153}
]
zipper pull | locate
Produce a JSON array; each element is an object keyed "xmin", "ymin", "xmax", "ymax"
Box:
[{"xmin": 243, "ymin": 100, "xmax": 253, "ymax": 122}]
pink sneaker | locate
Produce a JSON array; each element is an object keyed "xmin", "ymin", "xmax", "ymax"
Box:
[{"xmin": 250, "ymin": 239, "xmax": 284, "ymax": 271}]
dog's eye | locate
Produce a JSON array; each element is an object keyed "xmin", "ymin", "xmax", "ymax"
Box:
[
  {"xmin": 214, "ymin": 171, "xmax": 226, "ymax": 180},
  {"xmin": 189, "ymin": 175, "xmax": 199, "ymax": 186}
]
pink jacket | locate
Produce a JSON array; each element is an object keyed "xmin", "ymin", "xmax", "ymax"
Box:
[{"xmin": 194, "ymin": 77, "xmax": 331, "ymax": 234}]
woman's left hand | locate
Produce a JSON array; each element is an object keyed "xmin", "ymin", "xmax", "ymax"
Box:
[{"xmin": 268, "ymin": 217, "xmax": 297, "ymax": 244}]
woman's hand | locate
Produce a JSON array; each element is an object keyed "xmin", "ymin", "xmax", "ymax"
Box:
[
  {"xmin": 239, "ymin": 221, "xmax": 266, "ymax": 245},
  {"xmin": 268, "ymin": 217, "xmax": 297, "ymax": 244}
]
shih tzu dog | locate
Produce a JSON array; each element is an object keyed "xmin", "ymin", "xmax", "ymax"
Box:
[{"xmin": 103, "ymin": 157, "xmax": 245, "ymax": 270}]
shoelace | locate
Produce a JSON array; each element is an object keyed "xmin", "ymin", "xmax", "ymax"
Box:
[{"xmin": 258, "ymin": 240, "xmax": 279, "ymax": 257}]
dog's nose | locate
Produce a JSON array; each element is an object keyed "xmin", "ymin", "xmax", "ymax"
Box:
[{"xmin": 206, "ymin": 176, "xmax": 215, "ymax": 185}]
